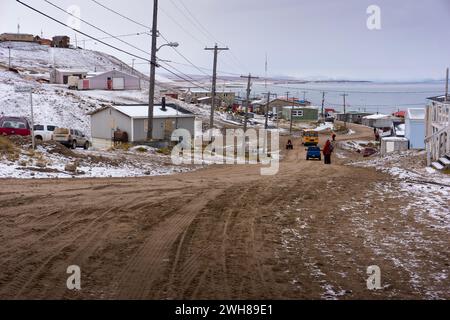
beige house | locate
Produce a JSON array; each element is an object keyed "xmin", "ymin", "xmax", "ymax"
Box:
[
  {"xmin": 183, "ymin": 89, "xmax": 236, "ymax": 105},
  {"xmin": 0, "ymin": 33, "xmax": 35, "ymax": 42}
]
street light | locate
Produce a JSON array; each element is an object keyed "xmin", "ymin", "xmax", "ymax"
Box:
[
  {"xmin": 147, "ymin": 37, "xmax": 179, "ymax": 141},
  {"xmin": 14, "ymin": 85, "xmax": 35, "ymax": 150},
  {"xmin": 157, "ymin": 42, "xmax": 179, "ymax": 52}
]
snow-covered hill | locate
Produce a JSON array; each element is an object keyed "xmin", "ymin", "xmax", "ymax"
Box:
[
  {"xmin": 0, "ymin": 41, "xmax": 144, "ymax": 78},
  {"xmin": 0, "ymin": 41, "xmax": 233, "ymax": 135},
  {"xmin": 0, "ymin": 42, "xmax": 165, "ymax": 135}
]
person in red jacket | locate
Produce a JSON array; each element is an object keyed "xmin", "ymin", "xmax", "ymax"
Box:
[{"xmin": 323, "ymin": 139, "xmax": 333, "ymax": 164}]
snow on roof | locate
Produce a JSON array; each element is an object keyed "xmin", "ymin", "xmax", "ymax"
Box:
[
  {"xmin": 112, "ymin": 105, "xmax": 194, "ymax": 119},
  {"xmin": 86, "ymin": 69, "xmax": 139, "ymax": 79},
  {"xmin": 363, "ymin": 113, "xmax": 390, "ymax": 120},
  {"xmin": 55, "ymin": 69, "xmax": 88, "ymax": 74},
  {"xmin": 407, "ymin": 108, "xmax": 425, "ymax": 120},
  {"xmin": 251, "ymin": 99, "xmax": 267, "ymax": 105},
  {"xmin": 189, "ymin": 88, "xmax": 211, "ymax": 93},
  {"xmin": 382, "ymin": 137, "xmax": 408, "ymax": 142},
  {"xmin": 197, "ymin": 96, "xmax": 212, "ymax": 101}
]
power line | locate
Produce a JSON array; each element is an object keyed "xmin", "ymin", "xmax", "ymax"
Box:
[
  {"xmin": 158, "ymin": 6, "xmax": 206, "ymax": 46},
  {"xmin": 79, "ymin": 31, "xmax": 150, "ymax": 43},
  {"xmin": 159, "ymin": 33, "xmax": 210, "ymax": 78},
  {"xmin": 44, "ymin": 0, "xmax": 150, "ymax": 56},
  {"xmin": 16, "ymin": 0, "xmax": 211, "ymax": 91},
  {"xmin": 88, "ymin": 0, "xmax": 211, "ymax": 82},
  {"xmin": 168, "ymin": 0, "xmax": 212, "ymax": 44},
  {"xmin": 89, "ymin": 0, "xmax": 151, "ymax": 30},
  {"xmin": 177, "ymin": 0, "xmax": 221, "ymax": 44}
]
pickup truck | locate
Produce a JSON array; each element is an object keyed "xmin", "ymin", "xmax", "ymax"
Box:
[{"xmin": 0, "ymin": 116, "xmax": 31, "ymax": 136}]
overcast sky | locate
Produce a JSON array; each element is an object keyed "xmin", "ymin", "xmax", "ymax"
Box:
[{"xmin": 1, "ymin": 0, "xmax": 449, "ymax": 81}]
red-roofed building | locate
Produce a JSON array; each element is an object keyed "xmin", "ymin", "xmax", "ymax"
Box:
[{"xmin": 393, "ymin": 111, "xmax": 406, "ymax": 118}]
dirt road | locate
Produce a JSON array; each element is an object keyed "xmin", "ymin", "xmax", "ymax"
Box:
[{"xmin": 0, "ymin": 123, "xmax": 448, "ymax": 299}]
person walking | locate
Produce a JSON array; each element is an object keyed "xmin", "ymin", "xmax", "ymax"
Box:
[{"xmin": 323, "ymin": 139, "xmax": 333, "ymax": 164}]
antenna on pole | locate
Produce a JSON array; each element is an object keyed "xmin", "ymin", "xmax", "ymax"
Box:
[
  {"xmin": 445, "ymin": 67, "xmax": 449, "ymax": 102},
  {"xmin": 265, "ymin": 53, "xmax": 268, "ymax": 89}
]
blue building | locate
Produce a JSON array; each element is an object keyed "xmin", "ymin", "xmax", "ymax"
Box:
[{"xmin": 405, "ymin": 108, "xmax": 425, "ymax": 149}]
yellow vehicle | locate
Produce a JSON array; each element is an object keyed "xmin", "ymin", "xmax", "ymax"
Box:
[{"xmin": 302, "ymin": 129, "xmax": 319, "ymax": 146}]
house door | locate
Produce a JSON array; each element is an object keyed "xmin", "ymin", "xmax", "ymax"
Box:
[
  {"xmin": 164, "ymin": 119, "xmax": 175, "ymax": 139},
  {"xmin": 113, "ymin": 78, "xmax": 125, "ymax": 90}
]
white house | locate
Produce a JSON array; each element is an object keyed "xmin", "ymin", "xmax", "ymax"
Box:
[
  {"xmin": 425, "ymin": 96, "xmax": 450, "ymax": 167},
  {"xmin": 405, "ymin": 108, "xmax": 425, "ymax": 149},
  {"xmin": 362, "ymin": 114, "xmax": 401, "ymax": 129},
  {"xmin": 89, "ymin": 103, "xmax": 196, "ymax": 149},
  {"xmin": 78, "ymin": 70, "xmax": 141, "ymax": 91},
  {"xmin": 50, "ymin": 69, "xmax": 88, "ymax": 84}
]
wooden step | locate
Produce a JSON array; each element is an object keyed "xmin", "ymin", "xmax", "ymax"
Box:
[
  {"xmin": 439, "ymin": 157, "xmax": 450, "ymax": 166},
  {"xmin": 431, "ymin": 162, "xmax": 445, "ymax": 170}
]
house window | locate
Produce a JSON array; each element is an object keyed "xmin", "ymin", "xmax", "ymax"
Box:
[{"xmin": 292, "ymin": 110, "xmax": 304, "ymax": 117}]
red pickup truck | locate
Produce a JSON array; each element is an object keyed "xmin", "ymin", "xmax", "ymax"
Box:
[{"xmin": 0, "ymin": 117, "xmax": 31, "ymax": 136}]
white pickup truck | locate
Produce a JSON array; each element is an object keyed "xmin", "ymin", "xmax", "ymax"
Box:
[{"xmin": 33, "ymin": 124, "xmax": 58, "ymax": 142}]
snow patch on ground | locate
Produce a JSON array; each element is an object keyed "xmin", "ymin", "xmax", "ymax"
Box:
[{"xmin": 0, "ymin": 141, "xmax": 199, "ymax": 179}]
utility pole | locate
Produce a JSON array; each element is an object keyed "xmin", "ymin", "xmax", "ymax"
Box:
[
  {"xmin": 341, "ymin": 94, "xmax": 348, "ymax": 128},
  {"xmin": 264, "ymin": 53, "xmax": 268, "ymax": 89},
  {"xmin": 15, "ymin": 86, "xmax": 35, "ymax": 149},
  {"xmin": 147, "ymin": 0, "xmax": 159, "ymax": 140},
  {"xmin": 321, "ymin": 91, "xmax": 326, "ymax": 120},
  {"xmin": 132, "ymin": 59, "xmax": 135, "ymax": 75},
  {"xmin": 241, "ymin": 74, "xmax": 259, "ymax": 132},
  {"xmin": 285, "ymin": 92, "xmax": 294, "ymax": 134},
  {"xmin": 205, "ymin": 44, "xmax": 229, "ymax": 129},
  {"xmin": 30, "ymin": 90, "xmax": 35, "ymax": 150},
  {"xmin": 445, "ymin": 67, "xmax": 449, "ymax": 102},
  {"xmin": 302, "ymin": 91, "xmax": 307, "ymax": 102},
  {"xmin": 8, "ymin": 46, "xmax": 11, "ymax": 70},
  {"xmin": 263, "ymin": 92, "xmax": 277, "ymax": 129}
]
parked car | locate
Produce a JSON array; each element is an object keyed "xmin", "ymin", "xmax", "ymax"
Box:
[
  {"xmin": 33, "ymin": 124, "xmax": 57, "ymax": 142},
  {"xmin": 306, "ymin": 146, "xmax": 322, "ymax": 161},
  {"xmin": 0, "ymin": 116, "xmax": 31, "ymax": 136},
  {"xmin": 53, "ymin": 128, "xmax": 90, "ymax": 149}
]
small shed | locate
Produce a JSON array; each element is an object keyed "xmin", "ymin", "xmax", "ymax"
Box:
[
  {"xmin": 336, "ymin": 112, "xmax": 373, "ymax": 124},
  {"xmin": 405, "ymin": 108, "xmax": 425, "ymax": 149},
  {"xmin": 380, "ymin": 137, "xmax": 409, "ymax": 155},
  {"xmin": 89, "ymin": 103, "xmax": 196, "ymax": 149},
  {"xmin": 50, "ymin": 69, "xmax": 88, "ymax": 84},
  {"xmin": 52, "ymin": 36, "xmax": 70, "ymax": 48},
  {"xmin": 78, "ymin": 70, "xmax": 141, "ymax": 90},
  {"xmin": 362, "ymin": 114, "xmax": 401, "ymax": 129},
  {"xmin": 281, "ymin": 106, "xmax": 319, "ymax": 122}
]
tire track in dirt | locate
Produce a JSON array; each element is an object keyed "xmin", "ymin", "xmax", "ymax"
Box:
[
  {"xmin": 10, "ymin": 205, "xmax": 122, "ymax": 298},
  {"xmin": 113, "ymin": 188, "xmax": 222, "ymax": 299}
]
